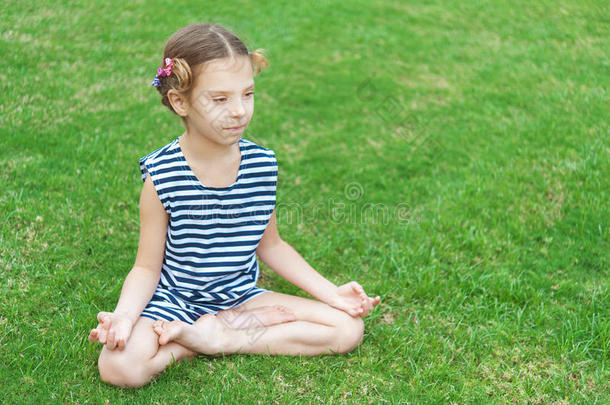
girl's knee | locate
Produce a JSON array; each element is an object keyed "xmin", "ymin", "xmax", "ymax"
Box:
[
  {"xmin": 334, "ymin": 313, "xmax": 364, "ymax": 354},
  {"xmin": 98, "ymin": 348, "xmax": 153, "ymax": 388}
]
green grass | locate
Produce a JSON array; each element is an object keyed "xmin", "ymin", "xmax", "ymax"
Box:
[{"xmin": 1, "ymin": 0, "xmax": 608, "ymax": 402}]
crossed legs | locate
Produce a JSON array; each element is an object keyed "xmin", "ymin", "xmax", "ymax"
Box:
[
  {"xmin": 97, "ymin": 292, "xmax": 364, "ymax": 388},
  {"xmin": 153, "ymin": 292, "xmax": 364, "ymax": 355}
]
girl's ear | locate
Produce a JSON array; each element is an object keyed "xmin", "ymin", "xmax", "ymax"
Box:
[{"xmin": 167, "ymin": 89, "xmax": 189, "ymax": 117}]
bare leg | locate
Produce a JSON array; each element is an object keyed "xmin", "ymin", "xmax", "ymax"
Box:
[
  {"xmin": 97, "ymin": 317, "xmax": 196, "ymax": 388},
  {"xmin": 217, "ymin": 304, "xmax": 296, "ymax": 329},
  {"xmin": 152, "ymin": 304, "xmax": 296, "ymax": 345},
  {"xmin": 97, "ymin": 305, "xmax": 296, "ymax": 387},
  {"xmin": 152, "ymin": 292, "xmax": 365, "ymax": 356}
]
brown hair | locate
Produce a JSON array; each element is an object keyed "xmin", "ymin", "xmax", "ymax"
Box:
[{"xmin": 153, "ymin": 23, "xmax": 269, "ymax": 115}]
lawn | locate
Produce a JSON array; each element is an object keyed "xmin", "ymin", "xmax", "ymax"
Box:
[{"xmin": 1, "ymin": 0, "xmax": 608, "ymax": 403}]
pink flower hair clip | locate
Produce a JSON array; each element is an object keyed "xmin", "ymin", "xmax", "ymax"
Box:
[{"xmin": 151, "ymin": 58, "xmax": 174, "ymax": 87}]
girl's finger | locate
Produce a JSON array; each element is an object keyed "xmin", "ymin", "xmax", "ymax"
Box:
[
  {"xmin": 102, "ymin": 315, "xmax": 111, "ymax": 331},
  {"xmin": 98, "ymin": 326, "xmax": 108, "ymax": 344},
  {"xmin": 97, "ymin": 312, "xmax": 111, "ymax": 323},
  {"xmin": 360, "ymin": 301, "xmax": 370, "ymax": 317},
  {"xmin": 88, "ymin": 329, "xmax": 99, "ymax": 343},
  {"xmin": 356, "ymin": 300, "xmax": 365, "ymax": 316},
  {"xmin": 107, "ymin": 330, "xmax": 116, "ymax": 350}
]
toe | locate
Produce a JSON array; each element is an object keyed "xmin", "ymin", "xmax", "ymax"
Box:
[
  {"xmin": 158, "ymin": 321, "xmax": 183, "ymax": 345},
  {"xmin": 152, "ymin": 321, "xmax": 164, "ymax": 335}
]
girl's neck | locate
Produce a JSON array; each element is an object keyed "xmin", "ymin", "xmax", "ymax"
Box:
[{"xmin": 180, "ymin": 131, "xmax": 239, "ymax": 163}]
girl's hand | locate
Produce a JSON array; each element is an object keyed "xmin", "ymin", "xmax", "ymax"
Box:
[
  {"xmin": 88, "ymin": 311, "xmax": 134, "ymax": 351},
  {"xmin": 329, "ymin": 281, "xmax": 381, "ymax": 317}
]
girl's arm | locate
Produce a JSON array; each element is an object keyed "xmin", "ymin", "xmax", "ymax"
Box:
[
  {"xmin": 89, "ymin": 176, "xmax": 168, "ymax": 350},
  {"xmin": 112, "ymin": 176, "xmax": 168, "ymax": 323},
  {"xmin": 256, "ymin": 210, "xmax": 380, "ymax": 317},
  {"xmin": 111, "ymin": 266, "xmax": 161, "ymax": 325}
]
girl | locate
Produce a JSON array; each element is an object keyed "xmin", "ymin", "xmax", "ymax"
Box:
[{"xmin": 88, "ymin": 22, "xmax": 381, "ymax": 388}]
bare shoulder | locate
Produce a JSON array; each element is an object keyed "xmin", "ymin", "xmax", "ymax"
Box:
[{"xmin": 139, "ymin": 175, "xmax": 168, "ymax": 218}]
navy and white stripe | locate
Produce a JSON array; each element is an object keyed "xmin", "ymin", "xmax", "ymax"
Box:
[{"xmin": 139, "ymin": 137, "xmax": 277, "ymax": 323}]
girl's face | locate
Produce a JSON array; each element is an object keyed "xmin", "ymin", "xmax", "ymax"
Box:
[{"xmin": 184, "ymin": 56, "xmax": 255, "ymax": 146}]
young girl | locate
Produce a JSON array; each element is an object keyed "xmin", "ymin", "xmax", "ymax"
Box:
[{"xmin": 88, "ymin": 22, "xmax": 380, "ymax": 388}]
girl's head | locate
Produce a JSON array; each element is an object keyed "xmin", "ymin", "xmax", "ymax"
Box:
[{"xmin": 152, "ymin": 23, "xmax": 268, "ymax": 143}]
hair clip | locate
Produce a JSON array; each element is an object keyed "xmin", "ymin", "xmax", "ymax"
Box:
[{"xmin": 151, "ymin": 57, "xmax": 174, "ymax": 87}]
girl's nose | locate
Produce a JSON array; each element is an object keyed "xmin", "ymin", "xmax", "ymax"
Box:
[{"xmin": 229, "ymin": 99, "xmax": 246, "ymax": 117}]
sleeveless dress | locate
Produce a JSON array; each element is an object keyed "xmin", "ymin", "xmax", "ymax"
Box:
[{"xmin": 138, "ymin": 136, "xmax": 277, "ymax": 324}]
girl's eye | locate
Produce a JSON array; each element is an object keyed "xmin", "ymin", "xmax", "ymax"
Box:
[{"xmin": 212, "ymin": 92, "xmax": 254, "ymax": 103}]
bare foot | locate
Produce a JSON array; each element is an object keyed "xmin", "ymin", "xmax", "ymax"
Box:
[
  {"xmin": 217, "ymin": 305, "xmax": 296, "ymax": 330},
  {"xmin": 152, "ymin": 319, "xmax": 183, "ymax": 345},
  {"xmin": 152, "ymin": 315, "xmax": 231, "ymax": 355}
]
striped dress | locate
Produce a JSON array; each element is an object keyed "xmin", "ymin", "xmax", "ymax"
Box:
[{"xmin": 138, "ymin": 136, "xmax": 277, "ymax": 324}]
